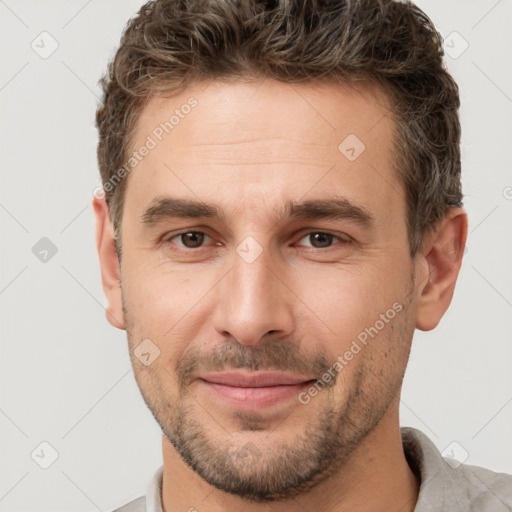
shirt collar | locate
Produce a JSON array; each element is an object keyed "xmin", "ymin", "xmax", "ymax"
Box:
[
  {"xmin": 146, "ymin": 464, "xmax": 163, "ymax": 512},
  {"xmin": 401, "ymin": 426, "xmax": 471, "ymax": 511}
]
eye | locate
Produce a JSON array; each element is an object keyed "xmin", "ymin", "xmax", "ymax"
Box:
[
  {"xmin": 162, "ymin": 229, "xmax": 350, "ymax": 253},
  {"xmin": 166, "ymin": 231, "xmax": 213, "ymax": 249},
  {"xmin": 295, "ymin": 231, "xmax": 350, "ymax": 249}
]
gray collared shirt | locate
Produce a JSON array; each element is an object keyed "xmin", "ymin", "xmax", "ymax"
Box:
[{"xmin": 112, "ymin": 427, "xmax": 512, "ymax": 511}]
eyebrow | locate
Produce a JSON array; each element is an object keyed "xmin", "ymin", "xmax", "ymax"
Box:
[{"xmin": 139, "ymin": 195, "xmax": 374, "ymax": 228}]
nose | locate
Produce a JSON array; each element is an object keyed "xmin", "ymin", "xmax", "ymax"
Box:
[{"xmin": 212, "ymin": 241, "xmax": 295, "ymax": 346}]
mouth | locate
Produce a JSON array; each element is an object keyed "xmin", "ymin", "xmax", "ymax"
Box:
[{"xmin": 197, "ymin": 371, "xmax": 317, "ymax": 410}]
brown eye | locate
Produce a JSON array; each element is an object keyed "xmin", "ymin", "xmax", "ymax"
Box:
[
  {"xmin": 170, "ymin": 231, "xmax": 208, "ymax": 249},
  {"xmin": 296, "ymin": 232, "xmax": 348, "ymax": 249}
]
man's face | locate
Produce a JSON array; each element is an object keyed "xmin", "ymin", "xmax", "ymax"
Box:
[{"xmin": 114, "ymin": 79, "xmax": 422, "ymax": 501}]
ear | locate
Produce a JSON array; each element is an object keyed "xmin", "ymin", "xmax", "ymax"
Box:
[
  {"xmin": 92, "ymin": 195, "xmax": 126, "ymax": 330},
  {"xmin": 415, "ymin": 207, "xmax": 468, "ymax": 331}
]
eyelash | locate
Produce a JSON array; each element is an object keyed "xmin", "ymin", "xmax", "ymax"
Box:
[{"xmin": 162, "ymin": 229, "xmax": 351, "ymax": 252}]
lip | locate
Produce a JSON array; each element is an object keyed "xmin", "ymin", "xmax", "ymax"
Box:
[
  {"xmin": 200, "ymin": 371, "xmax": 314, "ymax": 387},
  {"xmin": 197, "ymin": 371, "xmax": 316, "ymax": 410}
]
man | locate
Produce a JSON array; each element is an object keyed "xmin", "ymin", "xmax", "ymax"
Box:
[{"xmin": 93, "ymin": 0, "xmax": 512, "ymax": 510}]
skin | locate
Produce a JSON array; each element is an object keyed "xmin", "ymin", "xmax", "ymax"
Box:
[{"xmin": 93, "ymin": 78, "xmax": 467, "ymax": 512}]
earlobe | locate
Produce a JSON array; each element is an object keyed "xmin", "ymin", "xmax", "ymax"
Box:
[
  {"xmin": 92, "ymin": 196, "xmax": 126, "ymax": 331},
  {"xmin": 415, "ymin": 208, "xmax": 468, "ymax": 331}
]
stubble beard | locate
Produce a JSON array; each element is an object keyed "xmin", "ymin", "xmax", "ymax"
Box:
[{"xmin": 122, "ymin": 277, "xmax": 416, "ymax": 502}]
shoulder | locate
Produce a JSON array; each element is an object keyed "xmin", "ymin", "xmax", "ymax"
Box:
[
  {"xmin": 459, "ymin": 462, "xmax": 512, "ymax": 510},
  {"xmin": 110, "ymin": 495, "xmax": 145, "ymax": 512},
  {"xmin": 401, "ymin": 427, "xmax": 512, "ymax": 511}
]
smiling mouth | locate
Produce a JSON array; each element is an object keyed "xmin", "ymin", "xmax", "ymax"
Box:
[{"xmin": 197, "ymin": 370, "xmax": 317, "ymax": 409}]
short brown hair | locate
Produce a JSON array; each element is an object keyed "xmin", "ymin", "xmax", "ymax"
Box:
[{"xmin": 96, "ymin": 0, "xmax": 463, "ymax": 258}]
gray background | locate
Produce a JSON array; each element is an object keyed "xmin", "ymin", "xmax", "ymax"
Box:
[{"xmin": 1, "ymin": 0, "xmax": 511, "ymax": 510}]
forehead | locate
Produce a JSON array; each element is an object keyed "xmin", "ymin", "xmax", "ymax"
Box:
[{"xmin": 124, "ymin": 78, "xmax": 402, "ymax": 228}]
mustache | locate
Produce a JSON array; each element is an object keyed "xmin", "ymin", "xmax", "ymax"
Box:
[{"xmin": 175, "ymin": 338, "xmax": 335, "ymax": 388}]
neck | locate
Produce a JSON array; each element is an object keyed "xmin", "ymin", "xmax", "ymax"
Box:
[{"xmin": 161, "ymin": 399, "xmax": 419, "ymax": 512}]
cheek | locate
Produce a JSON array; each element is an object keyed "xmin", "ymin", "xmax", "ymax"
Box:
[
  {"xmin": 296, "ymin": 268, "xmax": 412, "ymax": 401},
  {"xmin": 295, "ymin": 263, "xmax": 402, "ymax": 344},
  {"xmin": 122, "ymin": 265, "xmax": 218, "ymax": 360},
  {"xmin": 124, "ymin": 262, "xmax": 200, "ymax": 321}
]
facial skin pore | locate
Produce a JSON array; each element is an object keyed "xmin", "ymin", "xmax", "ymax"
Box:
[{"xmin": 94, "ymin": 78, "xmax": 467, "ymax": 512}]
